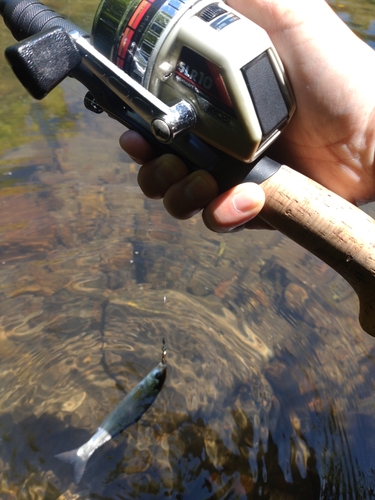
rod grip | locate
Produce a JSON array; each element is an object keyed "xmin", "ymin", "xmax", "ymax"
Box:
[{"xmin": 259, "ymin": 164, "xmax": 375, "ymax": 336}]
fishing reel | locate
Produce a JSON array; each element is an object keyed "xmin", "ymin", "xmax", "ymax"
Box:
[
  {"xmin": 90, "ymin": 0, "xmax": 295, "ymax": 162},
  {"xmin": 1, "ymin": 0, "xmax": 295, "ymax": 176}
]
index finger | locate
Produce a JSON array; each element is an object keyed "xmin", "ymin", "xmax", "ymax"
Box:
[{"xmin": 119, "ymin": 130, "xmax": 158, "ymax": 163}]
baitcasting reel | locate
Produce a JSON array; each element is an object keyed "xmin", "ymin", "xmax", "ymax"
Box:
[{"xmin": 1, "ymin": 0, "xmax": 294, "ymax": 171}]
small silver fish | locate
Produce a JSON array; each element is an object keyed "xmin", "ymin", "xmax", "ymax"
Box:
[{"xmin": 55, "ymin": 343, "xmax": 167, "ymax": 484}]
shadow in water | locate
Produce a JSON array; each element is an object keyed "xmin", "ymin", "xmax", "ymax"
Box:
[
  {"xmin": 1, "ymin": 398, "xmax": 375, "ymax": 499},
  {"xmin": 0, "ymin": 409, "xmax": 320, "ymax": 499}
]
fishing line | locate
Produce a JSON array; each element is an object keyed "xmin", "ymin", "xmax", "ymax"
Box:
[{"xmin": 61, "ymin": 79, "xmax": 170, "ymax": 354}]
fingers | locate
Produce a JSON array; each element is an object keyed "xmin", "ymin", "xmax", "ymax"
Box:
[
  {"xmin": 119, "ymin": 130, "xmax": 157, "ymax": 163},
  {"xmin": 139, "ymin": 154, "xmax": 219, "ymax": 218},
  {"xmin": 139, "ymin": 154, "xmax": 267, "ymax": 228},
  {"xmin": 120, "ymin": 130, "xmax": 268, "ymax": 230},
  {"xmin": 163, "ymin": 170, "xmax": 219, "ymax": 219},
  {"xmin": 203, "ymin": 182, "xmax": 266, "ymax": 232},
  {"xmin": 120, "ymin": 131, "xmax": 220, "ymax": 216},
  {"xmin": 137, "ymin": 154, "xmax": 190, "ymax": 200}
]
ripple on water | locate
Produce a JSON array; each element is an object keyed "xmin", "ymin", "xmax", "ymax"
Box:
[
  {"xmin": 0, "ymin": 280, "xmax": 291, "ymax": 499},
  {"xmin": 1, "ymin": 235, "xmax": 374, "ymax": 499}
]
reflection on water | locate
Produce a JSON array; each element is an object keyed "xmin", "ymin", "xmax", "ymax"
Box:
[
  {"xmin": 329, "ymin": 0, "xmax": 375, "ymax": 48},
  {"xmin": 1, "ymin": 1, "xmax": 375, "ymax": 499}
]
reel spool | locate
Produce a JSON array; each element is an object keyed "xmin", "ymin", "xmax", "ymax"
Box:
[{"xmin": 91, "ymin": 0, "xmax": 296, "ymax": 162}]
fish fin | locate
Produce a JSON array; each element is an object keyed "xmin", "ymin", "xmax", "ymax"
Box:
[{"xmin": 55, "ymin": 448, "xmax": 89, "ymax": 484}]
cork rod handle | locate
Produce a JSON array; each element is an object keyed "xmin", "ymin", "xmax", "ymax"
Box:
[{"xmin": 259, "ymin": 165, "xmax": 375, "ymax": 336}]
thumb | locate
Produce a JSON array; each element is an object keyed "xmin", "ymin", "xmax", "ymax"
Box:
[{"xmin": 202, "ymin": 182, "xmax": 265, "ymax": 232}]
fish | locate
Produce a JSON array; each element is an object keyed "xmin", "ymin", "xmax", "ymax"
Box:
[{"xmin": 55, "ymin": 342, "xmax": 167, "ymax": 484}]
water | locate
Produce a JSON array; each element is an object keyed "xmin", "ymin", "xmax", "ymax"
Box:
[{"xmin": 1, "ymin": 1, "xmax": 375, "ymax": 498}]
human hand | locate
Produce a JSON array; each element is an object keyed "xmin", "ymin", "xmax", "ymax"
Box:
[{"xmin": 120, "ymin": 0, "xmax": 375, "ymax": 232}]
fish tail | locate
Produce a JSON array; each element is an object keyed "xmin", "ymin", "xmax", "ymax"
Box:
[{"xmin": 55, "ymin": 447, "xmax": 90, "ymax": 484}]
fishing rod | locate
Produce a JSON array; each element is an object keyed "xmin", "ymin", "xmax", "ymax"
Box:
[{"xmin": 1, "ymin": 0, "xmax": 375, "ymax": 335}]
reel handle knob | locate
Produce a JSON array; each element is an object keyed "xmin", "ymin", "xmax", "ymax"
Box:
[{"xmin": 5, "ymin": 27, "xmax": 81, "ymax": 99}]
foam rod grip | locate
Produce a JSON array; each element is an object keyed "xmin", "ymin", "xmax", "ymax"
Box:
[{"xmin": 259, "ymin": 164, "xmax": 375, "ymax": 336}]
